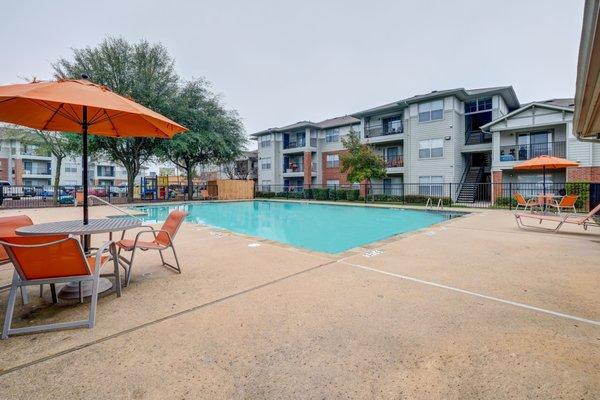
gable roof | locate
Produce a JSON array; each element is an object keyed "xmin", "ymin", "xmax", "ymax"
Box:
[
  {"xmin": 250, "ymin": 115, "xmax": 359, "ymax": 137},
  {"xmin": 352, "ymin": 86, "xmax": 520, "ymax": 117},
  {"xmin": 480, "ymin": 100, "xmax": 574, "ymax": 131}
]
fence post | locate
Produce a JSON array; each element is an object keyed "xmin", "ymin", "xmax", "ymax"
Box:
[
  {"xmin": 509, "ymin": 182, "xmax": 512, "ymax": 210},
  {"xmin": 449, "ymin": 182, "xmax": 452, "ymax": 204}
]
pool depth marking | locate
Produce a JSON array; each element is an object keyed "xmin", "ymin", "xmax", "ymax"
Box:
[{"xmin": 340, "ymin": 260, "xmax": 600, "ymax": 327}]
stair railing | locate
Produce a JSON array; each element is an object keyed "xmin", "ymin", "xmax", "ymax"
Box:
[{"xmin": 455, "ymin": 157, "xmax": 473, "ymax": 197}]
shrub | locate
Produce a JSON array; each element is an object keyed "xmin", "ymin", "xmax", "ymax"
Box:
[
  {"xmin": 303, "ymin": 188, "xmax": 314, "ymax": 200},
  {"xmin": 255, "ymin": 191, "xmax": 275, "ymax": 198},
  {"xmin": 493, "ymin": 196, "xmax": 516, "ymax": 208},
  {"xmin": 566, "ymin": 181, "xmax": 590, "ymax": 211},
  {"xmin": 345, "ymin": 189, "xmax": 360, "ymax": 201},
  {"xmin": 313, "ymin": 188, "xmax": 329, "ymax": 200}
]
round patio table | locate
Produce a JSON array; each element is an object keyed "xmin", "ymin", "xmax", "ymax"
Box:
[{"xmin": 16, "ymin": 218, "xmax": 141, "ymax": 300}]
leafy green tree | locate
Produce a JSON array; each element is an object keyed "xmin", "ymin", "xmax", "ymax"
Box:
[
  {"xmin": 34, "ymin": 131, "xmax": 81, "ymax": 200},
  {"xmin": 53, "ymin": 36, "xmax": 179, "ymax": 202},
  {"xmin": 340, "ymin": 129, "xmax": 386, "ymax": 194},
  {"xmin": 157, "ymin": 79, "xmax": 246, "ymax": 200}
]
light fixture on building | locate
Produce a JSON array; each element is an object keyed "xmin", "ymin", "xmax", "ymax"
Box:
[{"xmin": 444, "ymin": 136, "xmax": 451, "ymax": 140}]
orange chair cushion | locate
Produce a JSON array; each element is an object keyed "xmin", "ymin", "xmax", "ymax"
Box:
[
  {"xmin": 116, "ymin": 239, "xmax": 163, "ymax": 251},
  {"xmin": 0, "ymin": 235, "xmax": 88, "ymax": 280},
  {"xmin": 155, "ymin": 210, "xmax": 187, "ymax": 246},
  {"xmin": 0, "ymin": 215, "xmax": 33, "ymax": 262}
]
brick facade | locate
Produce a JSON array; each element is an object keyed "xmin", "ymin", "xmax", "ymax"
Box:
[
  {"xmin": 491, "ymin": 170, "xmax": 502, "ymax": 204},
  {"xmin": 566, "ymin": 166, "xmax": 600, "ymax": 182},
  {"xmin": 303, "ymin": 151, "xmax": 312, "ymax": 187},
  {"xmin": 13, "ymin": 159, "xmax": 23, "ymax": 186},
  {"xmin": 0, "ymin": 158, "xmax": 8, "ymax": 181},
  {"xmin": 322, "ymin": 150, "xmax": 349, "ymax": 187}
]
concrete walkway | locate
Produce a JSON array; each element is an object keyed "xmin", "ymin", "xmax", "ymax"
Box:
[{"xmin": 0, "ymin": 203, "xmax": 598, "ymax": 399}]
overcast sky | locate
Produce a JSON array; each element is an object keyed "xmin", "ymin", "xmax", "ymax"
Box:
[{"xmin": 0, "ymin": 0, "xmax": 585, "ymax": 148}]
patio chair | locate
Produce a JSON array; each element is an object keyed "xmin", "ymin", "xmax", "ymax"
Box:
[
  {"xmin": 514, "ymin": 202, "xmax": 600, "ymax": 232},
  {"xmin": 547, "ymin": 194, "xmax": 578, "ymax": 214},
  {"xmin": 0, "ymin": 215, "xmax": 35, "ymax": 304},
  {"xmin": 116, "ymin": 210, "xmax": 188, "ymax": 285},
  {"xmin": 513, "ymin": 193, "xmax": 536, "ymax": 212},
  {"xmin": 0, "ymin": 235, "xmax": 114, "ymax": 339}
]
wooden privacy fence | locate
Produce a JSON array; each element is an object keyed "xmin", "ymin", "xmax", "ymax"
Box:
[{"xmin": 207, "ymin": 180, "xmax": 254, "ymax": 200}]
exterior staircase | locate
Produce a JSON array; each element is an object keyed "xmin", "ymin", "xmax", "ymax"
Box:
[{"xmin": 456, "ymin": 166, "xmax": 484, "ymax": 203}]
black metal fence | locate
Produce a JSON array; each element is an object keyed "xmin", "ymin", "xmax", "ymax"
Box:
[
  {"xmin": 0, "ymin": 181, "xmax": 593, "ymax": 212},
  {"xmin": 255, "ymin": 182, "xmax": 592, "ymax": 211},
  {"xmin": 0, "ymin": 183, "xmax": 214, "ymax": 209}
]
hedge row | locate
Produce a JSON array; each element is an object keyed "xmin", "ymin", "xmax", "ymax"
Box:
[{"xmin": 255, "ymin": 190, "xmax": 452, "ymax": 205}]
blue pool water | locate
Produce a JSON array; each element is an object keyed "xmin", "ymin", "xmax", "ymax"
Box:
[{"xmin": 132, "ymin": 201, "xmax": 460, "ymax": 254}]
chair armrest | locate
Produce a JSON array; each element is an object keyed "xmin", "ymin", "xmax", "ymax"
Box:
[
  {"xmin": 130, "ymin": 229, "xmax": 172, "ymax": 248},
  {"xmin": 94, "ymin": 240, "xmax": 114, "ymax": 275}
]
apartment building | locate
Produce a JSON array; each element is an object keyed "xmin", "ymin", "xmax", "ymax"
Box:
[
  {"xmin": 0, "ymin": 134, "xmax": 130, "ymax": 187},
  {"xmin": 252, "ymin": 86, "xmax": 600, "ymax": 203}
]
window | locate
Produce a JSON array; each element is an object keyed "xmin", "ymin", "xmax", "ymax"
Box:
[
  {"xmin": 465, "ymin": 97, "xmax": 492, "ymax": 114},
  {"xmin": 419, "ymin": 176, "xmax": 443, "ymax": 196},
  {"xmin": 260, "ymin": 135, "xmax": 271, "ymax": 148},
  {"xmin": 418, "ymin": 99, "xmax": 444, "ymax": 122},
  {"xmin": 64, "ymin": 163, "xmax": 78, "ymax": 173},
  {"xmin": 418, "ymin": 139, "xmax": 444, "ymax": 158},
  {"xmin": 325, "ymin": 128, "xmax": 340, "ymax": 143},
  {"xmin": 327, "ymin": 180, "xmax": 340, "ymax": 188},
  {"xmin": 326, "ymin": 154, "xmax": 339, "ymax": 168},
  {"xmin": 260, "ymin": 157, "xmax": 271, "ymax": 170}
]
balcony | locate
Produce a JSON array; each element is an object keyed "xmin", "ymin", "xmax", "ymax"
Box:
[
  {"xmin": 283, "ymin": 138, "xmax": 306, "ymax": 149},
  {"xmin": 499, "ymin": 141, "xmax": 566, "ymax": 162},
  {"xmin": 282, "ymin": 137, "xmax": 317, "ymax": 153},
  {"xmin": 365, "ymin": 123, "xmax": 404, "ymax": 139},
  {"xmin": 465, "ymin": 130, "xmax": 492, "ymax": 145},
  {"xmin": 383, "ymin": 155, "xmax": 404, "ymax": 168},
  {"xmin": 23, "ymin": 168, "xmax": 51, "ymax": 176}
]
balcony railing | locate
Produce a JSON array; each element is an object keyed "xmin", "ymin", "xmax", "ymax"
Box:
[
  {"xmin": 365, "ymin": 123, "xmax": 404, "ymax": 138},
  {"xmin": 283, "ymin": 138, "xmax": 305, "ymax": 149},
  {"xmin": 21, "ymin": 150, "xmax": 52, "ymax": 157},
  {"xmin": 283, "ymin": 137, "xmax": 317, "ymax": 149},
  {"xmin": 383, "ymin": 155, "xmax": 404, "ymax": 168},
  {"xmin": 23, "ymin": 168, "xmax": 51, "ymax": 176},
  {"xmin": 499, "ymin": 141, "xmax": 566, "ymax": 162},
  {"xmin": 283, "ymin": 162, "xmax": 304, "ymax": 173},
  {"xmin": 465, "ymin": 130, "xmax": 492, "ymax": 145}
]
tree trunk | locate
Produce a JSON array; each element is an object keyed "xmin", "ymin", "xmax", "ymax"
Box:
[
  {"xmin": 125, "ymin": 164, "xmax": 137, "ymax": 204},
  {"xmin": 186, "ymin": 168, "xmax": 194, "ymax": 201},
  {"xmin": 53, "ymin": 156, "xmax": 63, "ymax": 204}
]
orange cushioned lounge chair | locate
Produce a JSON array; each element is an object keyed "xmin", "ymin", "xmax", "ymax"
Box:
[
  {"xmin": 116, "ymin": 210, "xmax": 188, "ymax": 285},
  {"xmin": 0, "ymin": 235, "xmax": 115, "ymax": 339},
  {"xmin": 515, "ymin": 202, "xmax": 600, "ymax": 232}
]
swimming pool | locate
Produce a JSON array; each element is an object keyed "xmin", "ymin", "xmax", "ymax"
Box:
[{"xmin": 132, "ymin": 201, "xmax": 461, "ymax": 254}]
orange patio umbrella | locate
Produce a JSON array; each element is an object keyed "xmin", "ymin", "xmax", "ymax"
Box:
[
  {"xmin": 514, "ymin": 155, "xmax": 579, "ymax": 199},
  {"xmin": 0, "ymin": 77, "xmax": 187, "ymax": 226}
]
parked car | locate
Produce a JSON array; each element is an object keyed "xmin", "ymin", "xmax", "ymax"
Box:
[
  {"xmin": 109, "ymin": 184, "xmax": 128, "ymax": 197},
  {"xmin": 23, "ymin": 186, "xmax": 36, "ymax": 197},
  {"xmin": 0, "ymin": 181, "xmax": 23, "ymax": 200}
]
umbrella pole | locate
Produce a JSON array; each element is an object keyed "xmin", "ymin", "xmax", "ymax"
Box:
[
  {"xmin": 542, "ymin": 165, "xmax": 546, "ymax": 212},
  {"xmin": 82, "ymin": 105, "xmax": 90, "ymax": 251},
  {"xmin": 82, "ymin": 105, "xmax": 89, "ymax": 225}
]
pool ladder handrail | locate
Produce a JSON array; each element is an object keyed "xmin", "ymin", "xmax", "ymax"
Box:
[
  {"xmin": 425, "ymin": 198, "xmax": 444, "ymax": 211},
  {"xmin": 87, "ymin": 195, "xmax": 144, "ymax": 222}
]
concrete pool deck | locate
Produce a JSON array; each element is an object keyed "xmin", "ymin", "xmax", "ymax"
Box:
[{"xmin": 0, "ymin": 203, "xmax": 598, "ymax": 399}]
